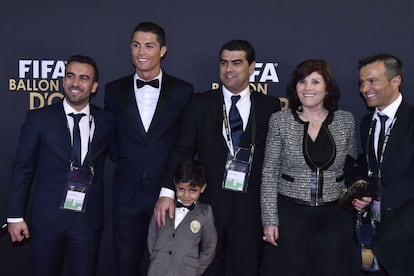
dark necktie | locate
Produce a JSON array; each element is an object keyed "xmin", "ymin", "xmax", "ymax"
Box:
[
  {"xmin": 68, "ymin": 113, "xmax": 86, "ymax": 166},
  {"xmin": 136, "ymin": 79, "xmax": 159, "ymax": 89},
  {"xmin": 176, "ymin": 201, "xmax": 195, "ymax": 210},
  {"xmin": 377, "ymin": 114, "xmax": 388, "ymax": 160},
  {"xmin": 229, "ymin": 95, "xmax": 243, "ymax": 148}
]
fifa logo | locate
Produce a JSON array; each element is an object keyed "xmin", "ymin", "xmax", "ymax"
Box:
[{"xmin": 9, "ymin": 59, "xmax": 66, "ymax": 109}]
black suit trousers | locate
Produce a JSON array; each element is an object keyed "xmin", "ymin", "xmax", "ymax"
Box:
[{"xmin": 203, "ymin": 220, "xmax": 264, "ymax": 276}]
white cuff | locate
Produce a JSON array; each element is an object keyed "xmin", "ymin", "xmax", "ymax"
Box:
[
  {"xmin": 7, "ymin": 218, "xmax": 24, "ymax": 223},
  {"xmin": 159, "ymin": 187, "xmax": 175, "ymax": 199}
]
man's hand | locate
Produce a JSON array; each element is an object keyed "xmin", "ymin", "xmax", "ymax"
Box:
[
  {"xmin": 154, "ymin": 197, "xmax": 175, "ymax": 227},
  {"xmin": 8, "ymin": 221, "xmax": 30, "ymax": 242},
  {"xmin": 263, "ymin": 225, "xmax": 279, "ymax": 246},
  {"xmin": 353, "ymin": 196, "xmax": 372, "ymax": 212}
]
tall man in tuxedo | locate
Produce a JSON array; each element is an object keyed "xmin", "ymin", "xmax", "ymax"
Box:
[
  {"xmin": 155, "ymin": 39, "xmax": 281, "ymax": 275},
  {"xmin": 104, "ymin": 22, "xmax": 193, "ymax": 276},
  {"xmin": 354, "ymin": 53, "xmax": 414, "ymax": 275},
  {"xmin": 7, "ymin": 55, "xmax": 115, "ymax": 276}
]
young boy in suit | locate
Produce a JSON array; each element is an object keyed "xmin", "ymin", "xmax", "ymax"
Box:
[{"xmin": 147, "ymin": 159, "xmax": 217, "ymax": 276}]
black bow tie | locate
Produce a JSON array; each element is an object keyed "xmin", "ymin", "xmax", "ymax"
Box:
[
  {"xmin": 136, "ymin": 79, "xmax": 159, "ymax": 89},
  {"xmin": 176, "ymin": 201, "xmax": 195, "ymax": 210}
]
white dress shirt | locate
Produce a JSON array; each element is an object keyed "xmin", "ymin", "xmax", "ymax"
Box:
[
  {"xmin": 174, "ymin": 200, "xmax": 193, "ymax": 229},
  {"xmin": 134, "ymin": 71, "xmax": 162, "ymax": 132},
  {"xmin": 222, "ymin": 85, "xmax": 251, "ymax": 133},
  {"xmin": 64, "ymin": 98, "xmax": 94, "ymax": 165},
  {"xmin": 373, "ymin": 93, "xmax": 402, "ymax": 155},
  {"xmin": 222, "ymin": 86, "xmax": 251, "ymax": 154}
]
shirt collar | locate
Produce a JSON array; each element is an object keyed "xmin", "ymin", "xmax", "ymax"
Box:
[
  {"xmin": 374, "ymin": 93, "xmax": 402, "ymax": 121},
  {"xmin": 222, "ymin": 85, "xmax": 251, "ymax": 101},
  {"xmin": 63, "ymin": 98, "xmax": 90, "ymax": 116}
]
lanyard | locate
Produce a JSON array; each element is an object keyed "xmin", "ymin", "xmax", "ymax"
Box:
[
  {"xmin": 222, "ymin": 95, "xmax": 256, "ymax": 156},
  {"xmin": 366, "ymin": 116, "xmax": 396, "ymax": 177}
]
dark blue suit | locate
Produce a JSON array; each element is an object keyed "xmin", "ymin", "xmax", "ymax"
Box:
[
  {"xmin": 7, "ymin": 100, "xmax": 115, "ymax": 276},
  {"xmin": 104, "ymin": 72, "xmax": 193, "ymax": 276}
]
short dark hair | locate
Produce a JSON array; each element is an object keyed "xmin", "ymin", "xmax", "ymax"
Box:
[
  {"xmin": 287, "ymin": 59, "xmax": 339, "ymax": 112},
  {"xmin": 66, "ymin": 54, "xmax": 99, "ymax": 82},
  {"xmin": 358, "ymin": 53, "xmax": 403, "ymax": 82},
  {"xmin": 219, "ymin": 39, "xmax": 255, "ymax": 65},
  {"xmin": 131, "ymin": 21, "xmax": 166, "ymax": 47},
  {"xmin": 174, "ymin": 159, "xmax": 207, "ymax": 188}
]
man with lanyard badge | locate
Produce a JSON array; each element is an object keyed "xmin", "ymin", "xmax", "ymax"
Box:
[
  {"xmin": 155, "ymin": 39, "xmax": 281, "ymax": 276},
  {"xmin": 354, "ymin": 53, "xmax": 414, "ymax": 275}
]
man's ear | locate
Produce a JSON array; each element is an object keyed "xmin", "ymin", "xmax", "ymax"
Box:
[
  {"xmin": 160, "ymin": 46, "xmax": 167, "ymax": 58},
  {"xmin": 391, "ymin": 75, "xmax": 401, "ymax": 90},
  {"xmin": 91, "ymin": 82, "xmax": 98, "ymax": 94},
  {"xmin": 249, "ymin": 61, "xmax": 256, "ymax": 75}
]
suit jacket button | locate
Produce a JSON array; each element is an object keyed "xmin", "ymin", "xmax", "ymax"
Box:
[
  {"xmin": 172, "ymin": 233, "xmax": 175, "ymax": 237},
  {"xmin": 168, "ymin": 251, "xmax": 172, "ymax": 255}
]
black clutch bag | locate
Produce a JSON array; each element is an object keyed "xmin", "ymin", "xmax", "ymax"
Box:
[{"xmin": 338, "ymin": 179, "xmax": 371, "ymax": 209}]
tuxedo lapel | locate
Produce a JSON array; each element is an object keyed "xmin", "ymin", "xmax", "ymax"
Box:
[
  {"xmin": 120, "ymin": 76, "xmax": 146, "ymax": 136},
  {"xmin": 147, "ymin": 74, "xmax": 173, "ymax": 134}
]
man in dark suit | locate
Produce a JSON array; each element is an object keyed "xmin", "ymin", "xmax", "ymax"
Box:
[
  {"xmin": 155, "ymin": 39, "xmax": 281, "ymax": 276},
  {"xmin": 104, "ymin": 22, "xmax": 193, "ymax": 276},
  {"xmin": 354, "ymin": 53, "xmax": 414, "ymax": 275},
  {"xmin": 7, "ymin": 55, "xmax": 115, "ymax": 276}
]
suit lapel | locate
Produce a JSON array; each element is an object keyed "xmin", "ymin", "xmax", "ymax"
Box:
[
  {"xmin": 84, "ymin": 106, "xmax": 98, "ymax": 164},
  {"xmin": 120, "ymin": 75, "xmax": 146, "ymax": 136},
  {"xmin": 57, "ymin": 101, "xmax": 72, "ymax": 152},
  {"xmin": 240, "ymin": 90, "xmax": 256, "ymax": 147},
  {"xmin": 215, "ymin": 89, "xmax": 230, "ymax": 151},
  {"xmin": 382, "ymin": 101, "xmax": 410, "ymax": 167},
  {"xmin": 49, "ymin": 100, "xmax": 77, "ymax": 161},
  {"xmin": 147, "ymin": 74, "xmax": 173, "ymax": 134}
]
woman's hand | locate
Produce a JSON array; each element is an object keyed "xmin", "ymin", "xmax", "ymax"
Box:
[{"xmin": 263, "ymin": 225, "xmax": 279, "ymax": 246}]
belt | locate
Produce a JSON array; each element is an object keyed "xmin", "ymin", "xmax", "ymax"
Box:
[{"xmin": 278, "ymin": 193, "xmax": 338, "ymax": 207}]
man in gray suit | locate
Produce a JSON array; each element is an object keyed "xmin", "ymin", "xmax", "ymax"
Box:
[{"xmin": 147, "ymin": 160, "xmax": 217, "ymax": 276}]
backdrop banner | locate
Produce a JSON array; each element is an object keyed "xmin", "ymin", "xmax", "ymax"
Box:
[{"xmin": 1, "ymin": 1, "xmax": 413, "ymax": 275}]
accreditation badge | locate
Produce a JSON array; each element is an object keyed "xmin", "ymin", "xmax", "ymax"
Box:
[
  {"xmin": 222, "ymin": 145, "xmax": 254, "ymax": 193},
  {"xmin": 60, "ymin": 163, "xmax": 94, "ymax": 213}
]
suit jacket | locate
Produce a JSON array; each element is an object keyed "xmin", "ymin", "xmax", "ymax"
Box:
[
  {"xmin": 372, "ymin": 198, "xmax": 414, "ymax": 276},
  {"xmin": 147, "ymin": 202, "xmax": 217, "ymax": 276},
  {"xmin": 360, "ymin": 100, "xmax": 414, "ymax": 274},
  {"xmin": 261, "ymin": 109, "xmax": 357, "ymax": 226},
  {"xmin": 361, "ymin": 100, "xmax": 414, "ymax": 218},
  {"xmin": 162, "ymin": 88, "xmax": 281, "ymax": 229},
  {"xmin": 104, "ymin": 72, "xmax": 193, "ymax": 209},
  {"xmin": 7, "ymin": 100, "xmax": 115, "ymax": 231}
]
